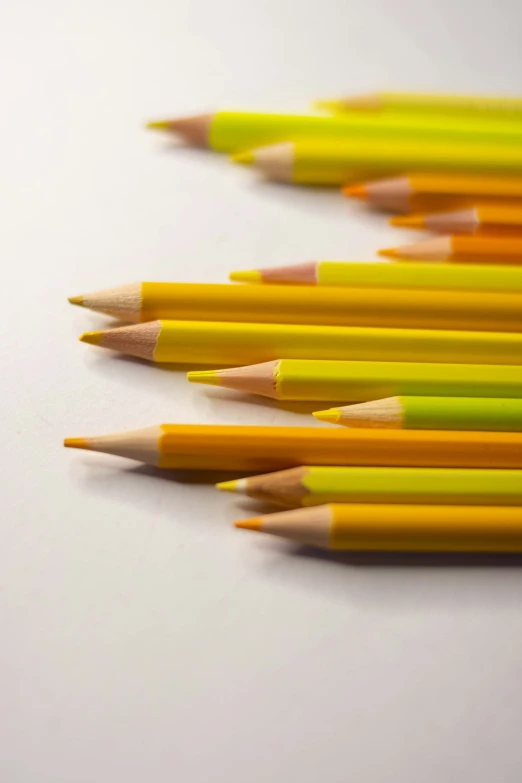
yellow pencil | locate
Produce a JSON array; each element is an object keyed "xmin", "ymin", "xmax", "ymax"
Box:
[
  {"xmin": 233, "ymin": 140, "xmax": 522, "ymax": 186},
  {"xmin": 63, "ymin": 424, "xmax": 522, "ymax": 471},
  {"xmin": 218, "ymin": 466, "xmax": 522, "ymax": 507},
  {"xmin": 235, "ymin": 504, "xmax": 522, "ymax": 552},
  {"xmin": 187, "ymin": 360, "xmax": 522, "ymax": 402},
  {"xmin": 77, "ymin": 320, "xmax": 522, "ymax": 366},
  {"xmin": 146, "ymin": 110, "xmax": 522, "ymax": 152},
  {"xmin": 316, "ymin": 92, "xmax": 522, "ymax": 122},
  {"xmin": 229, "ymin": 260, "xmax": 522, "ymax": 293},
  {"xmin": 69, "ymin": 282, "xmax": 522, "ymax": 332}
]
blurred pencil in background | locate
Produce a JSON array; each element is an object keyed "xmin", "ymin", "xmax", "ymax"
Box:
[
  {"xmin": 380, "ymin": 236, "xmax": 522, "ymax": 263},
  {"xmin": 217, "ymin": 466, "xmax": 522, "ymax": 507},
  {"xmin": 313, "ymin": 396, "xmax": 522, "ymax": 431},
  {"xmin": 390, "ymin": 205, "xmax": 522, "ymax": 236}
]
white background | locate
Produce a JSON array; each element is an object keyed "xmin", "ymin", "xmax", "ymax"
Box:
[{"xmin": 2, "ymin": 1, "xmax": 522, "ymax": 781}]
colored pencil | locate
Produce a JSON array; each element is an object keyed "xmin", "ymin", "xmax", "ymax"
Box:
[
  {"xmin": 343, "ymin": 174, "xmax": 522, "ymax": 212},
  {"xmin": 233, "ymin": 140, "xmax": 522, "ymax": 186},
  {"xmin": 390, "ymin": 206, "xmax": 522, "ymax": 236},
  {"xmin": 187, "ymin": 360, "xmax": 522, "ymax": 402},
  {"xmin": 70, "ymin": 282, "xmax": 522, "ymax": 332},
  {"xmin": 380, "ymin": 236, "xmax": 522, "ymax": 264},
  {"xmin": 313, "ymin": 396, "xmax": 522, "ymax": 431},
  {"xmin": 145, "ymin": 110, "xmax": 522, "ymax": 153},
  {"xmin": 228, "ymin": 260, "xmax": 522, "ymax": 293},
  {"xmin": 77, "ymin": 320, "xmax": 522, "ymax": 366},
  {"xmin": 218, "ymin": 466, "xmax": 522, "ymax": 507},
  {"xmin": 63, "ymin": 425, "xmax": 522, "ymax": 471},
  {"xmin": 235, "ymin": 504, "xmax": 522, "ymax": 552},
  {"xmin": 316, "ymin": 92, "xmax": 522, "ymax": 121}
]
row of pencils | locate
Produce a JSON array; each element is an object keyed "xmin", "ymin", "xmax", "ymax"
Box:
[{"xmin": 66, "ymin": 90, "xmax": 522, "ymax": 553}]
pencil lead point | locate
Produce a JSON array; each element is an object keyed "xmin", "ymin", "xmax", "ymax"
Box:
[
  {"xmin": 389, "ymin": 215, "xmax": 424, "ymax": 228},
  {"xmin": 312, "ymin": 408, "xmax": 341, "ymax": 424},
  {"xmin": 231, "ymin": 151, "xmax": 254, "ymax": 166},
  {"xmin": 79, "ymin": 331, "xmax": 103, "ymax": 346},
  {"xmin": 313, "ymin": 100, "xmax": 339, "ymax": 113},
  {"xmin": 216, "ymin": 480, "xmax": 239, "ymax": 493},
  {"xmin": 187, "ymin": 370, "xmax": 221, "ymax": 386},
  {"xmin": 378, "ymin": 247, "xmax": 398, "ymax": 259},
  {"xmin": 145, "ymin": 120, "xmax": 172, "ymax": 131},
  {"xmin": 342, "ymin": 183, "xmax": 366, "ymax": 200},
  {"xmin": 235, "ymin": 517, "xmax": 261, "ymax": 531},
  {"xmin": 64, "ymin": 437, "xmax": 89, "ymax": 450},
  {"xmin": 68, "ymin": 295, "xmax": 84, "ymax": 306},
  {"xmin": 229, "ymin": 269, "xmax": 262, "ymax": 283}
]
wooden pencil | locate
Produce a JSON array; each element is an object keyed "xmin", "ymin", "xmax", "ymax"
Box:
[
  {"xmin": 343, "ymin": 173, "xmax": 522, "ymax": 212},
  {"xmin": 187, "ymin": 360, "xmax": 522, "ymax": 402},
  {"xmin": 218, "ymin": 466, "xmax": 522, "ymax": 507},
  {"xmin": 232, "ymin": 140, "xmax": 522, "ymax": 186},
  {"xmin": 390, "ymin": 206, "xmax": 522, "ymax": 236},
  {"xmin": 380, "ymin": 236, "xmax": 522, "ymax": 264},
  {"xmin": 63, "ymin": 425, "xmax": 522, "ymax": 471},
  {"xmin": 313, "ymin": 396, "xmax": 522, "ymax": 431},
  {"xmin": 69, "ymin": 282, "xmax": 522, "ymax": 332},
  {"xmin": 77, "ymin": 320, "xmax": 522, "ymax": 366},
  {"xmin": 228, "ymin": 260, "xmax": 522, "ymax": 293},
  {"xmin": 316, "ymin": 92, "xmax": 522, "ymax": 121},
  {"xmin": 235, "ymin": 504, "xmax": 522, "ymax": 552},
  {"xmin": 145, "ymin": 110, "xmax": 522, "ymax": 153}
]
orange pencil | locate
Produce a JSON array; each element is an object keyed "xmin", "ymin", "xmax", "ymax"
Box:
[
  {"xmin": 391, "ymin": 205, "xmax": 522, "ymax": 236},
  {"xmin": 343, "ymin": 174, "xmax": 522, "ymax": 213},
  {"xmin": 380, "ymin": 236, "xmax": 522, "ymax": 264}
]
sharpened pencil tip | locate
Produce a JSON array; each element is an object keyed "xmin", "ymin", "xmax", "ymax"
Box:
[
  {"xmin": 79, "ymin": 331, "xmax": 103, "ymax": 346},
  {"xmin": 231, "ymin": 151, "xmax": 254, "ymax": 165},
  {"xmin": 235, "ymin": 517, "xmax": 261, "ymax": 531},
  {"xmin": 68, "ymin": 295, "xmax": 84, "ymax": 306},
  {"xmin": 313, "ymin": 408, "xmax": 341, "ymax": 424},
  {"xmin": 216, "ymin": 480, "xmax": 238, "ymax": 493},
  {"xmin": 187, "ymin": 370, "xmax": 221, "ymax": 387},
  {"xmin": 145, "ymin": 120, "xmax": 172, "ymax": 131},
  {"xmin": 389, "ymin": 215, "xmax": 424, "ymax": 229},
  {"xmin": 229, "ymin": 269, "xmax": 262, "ymax": 283},
  {"xmin": 342, "ymin": 184, "xmax": 366, "ymax": 200},
  {"xmin": 378, "ymin": 247, "xmax": 398, "ymax": 258},
  {"xmin": 64, "ymin": 437, "xmax": 89, "ymax": 450},
  {"xmin": 313, "ymin": 100, "xmax": 339, "ymax": 113}
]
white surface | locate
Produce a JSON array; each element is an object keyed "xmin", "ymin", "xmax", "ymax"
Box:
[{"xmin": 2, "ymin": 1, "xmax": 522, "ymax": 781}]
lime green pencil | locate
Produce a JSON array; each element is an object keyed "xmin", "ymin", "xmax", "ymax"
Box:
[
  {"xmin": 188, "ymin": 360, "xmax": 522, "ymax": 402},
  {"xmin": 314, "ymin": 396, "xmax": 522, "ymax": 430},
  {"xmin": 217, "ymin": 466, "xmax": 522, "ymax": 507},
  {"xmin": 146, "ymin": 111, "xmax": 522, "ymax": 153}
]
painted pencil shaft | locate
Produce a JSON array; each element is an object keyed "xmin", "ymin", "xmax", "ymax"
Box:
[
  {"xmin": 221, "ymin": 466, "xmax": 522, "ymax": 508},
  {"xmin": 71, "ymin": 282, "xmax": 522, "ymax": 332},
  {"xmin": 237, "ymin": 140, "xmax": 522, "ymax": 186},
  {"xmin": 318, "ymin": 92, "xmax": 522, "ymax": 121},
  {"xmin": 229, "ymin": 261, "xmax": 522, "ymax": 294},
  {"xmin": 391, "ymin": 206, "xmax": 522, "ymax": 236},
  {"xmin": 79, "ymin": 320, "xmax": 522, "ymax": 367},
  {"xmin": 319, "ymin": 396, "xmax": 522, "ymax": 431},
  {"xmin": 189, "ymin": 360, "xmax": 522, "ymax": 402},
  {"xmin": 64, "ymin": 425, "xmax": 522, "ymax": 470},
  {"xmin": 236, "ymin": 504, "xmax": 522, "ymax": 552},
  {"xmin": 147, "ymin": 110, "xmax": 522, "ymax": 153},
  {"xmin": 381, "ymin": 236, "xmax": 522, "ymax": 264}
]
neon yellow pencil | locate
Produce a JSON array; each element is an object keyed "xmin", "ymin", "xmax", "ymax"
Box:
[
  {"xmin": 229, "ymin": 260, "xmax": 522, "ymax": 294},
  {"xmin": 316, "ymin": 92, "xmax": 522, "ymax": 122},
  {"xmin": 146, "ymin": 110, "xmax": 522, "ymax": 153},
  {"xmin": 217, "ymin": 466, "xmax": 522, "ymax": 507},
  {"xmin": 314, "ymin": 396, "xmax": 522, "ymax": 431},
  {"xmin": 187, "ymin": 360, "xmax": 522, "ymax": 402},
  {"xmin": 234, "ymin": 140, "xmax": 522, "ymax": 185}
]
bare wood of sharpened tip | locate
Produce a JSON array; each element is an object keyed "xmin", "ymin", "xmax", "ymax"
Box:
[
  {"xmin": 79, "ymin": 321, "xmax": 160, "ymax": 361},
  {"xmin": 145, "ymin": 115, "xmax": 212, "ymax": 147}
]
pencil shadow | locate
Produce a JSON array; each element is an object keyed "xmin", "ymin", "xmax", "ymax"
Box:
[
  {"xmin": 289, "ymin": 545, "xmax": 522, "ymax": 569},
  {"xmin": 199, "ymin": 386, "xmax": 348, "ymax": 415}
]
